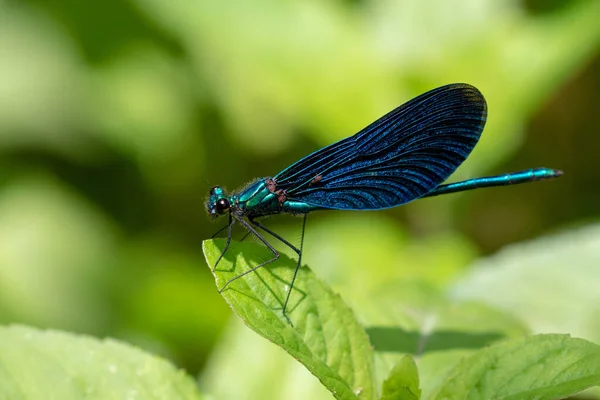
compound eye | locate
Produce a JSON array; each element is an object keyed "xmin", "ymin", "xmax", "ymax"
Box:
[
  {"xmin": 215, "ymin": 198, "xmax": 230, "ymax": 214},
  {"xmin": 210, "ymin": 186, "xmax": 219, "ymax": 195}
]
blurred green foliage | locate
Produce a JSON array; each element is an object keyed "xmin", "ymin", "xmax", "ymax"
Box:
[
  {"xmin": 0, "ymin": 325, "xmax": 205, "ymax": 399},
  {"xmin": 0, "ymin": 0, "xmax": 599, "ymax": 393}
]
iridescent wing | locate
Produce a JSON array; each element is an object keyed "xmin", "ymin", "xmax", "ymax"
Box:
[{"xmin": 274, "ymin": 83, "xmax": 487, "ymax": 210}]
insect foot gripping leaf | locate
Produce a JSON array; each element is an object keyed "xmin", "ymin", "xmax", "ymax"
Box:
[{"xmin": 203, "ymin": 239, "xmax": 377, "ymax": 400}]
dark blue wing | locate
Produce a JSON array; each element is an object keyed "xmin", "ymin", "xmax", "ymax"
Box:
[{"xmin": 274, "ymin": 83, "xmax": 487, "ymax": 210}]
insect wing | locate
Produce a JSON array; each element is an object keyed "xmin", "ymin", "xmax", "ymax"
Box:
[{"xmin": 274, "ymin": 83, "xmax": 487, "ymax": 210}]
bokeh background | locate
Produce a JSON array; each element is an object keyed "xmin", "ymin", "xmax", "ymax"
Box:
[{"xmin": 0, "ymin": 0, "xmax": 599, "ymax": 396}]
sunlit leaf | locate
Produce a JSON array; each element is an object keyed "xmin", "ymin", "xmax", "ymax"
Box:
[
  {"xmin": 381, "ymin": 355, "xmax": 421, "ymax": 400},
  {"xmin": 0, "ymin": 325, "xmax": 205, "ymax": 400},
  {"xmin": 432, "ymin": 334, "xmax": 600, "ymax": 400},
  {"xmin": 203, "ymin": 239, "xmax": 376, "ymax": 400},
  {"xmin": 452, "ymin": 223, "xmax": 600, "ymax": 343},
  {"xmin": 200, "ymin": 318, "xmax": 333, "ymax": 400},
  {"xmin": 357, "ymin": 281, "xmax": 527, "ymax": 398}
]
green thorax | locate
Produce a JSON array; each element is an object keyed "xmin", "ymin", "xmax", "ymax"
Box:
[{"xmin": 235, "ymin": 178, "xmax": 320, "ymax": 217}]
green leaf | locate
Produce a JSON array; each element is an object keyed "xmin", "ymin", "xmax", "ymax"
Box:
[
  {"xmin": 357, "ymin": 281, "xmax": 528, "ymax": 398},
  {"xmin": 381, "ymin": 355, "xmax": 421, "ymax": 400},
  {"xmin": 452, "ymin": 223, "xmax": 600, "ymax": 343},
  {"xmin": 417, "ymin": 350, "xmax": 474, "ymax": 400},
  {"xmin": 0, "ymin": 325, "xmax": 204, "ymax": 400},
  {"xmin": 432, "ymin": 334, "xmax": 600, "ymax": 400},
  {"xmin": 203, "ymin": 239, "xmax": 376, "ymax": 400},
  {"xmin": 200, "ymin": 318, "xmax": 334, "ymax": 400}
]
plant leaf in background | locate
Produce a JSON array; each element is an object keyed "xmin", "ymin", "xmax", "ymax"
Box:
[
  {"xmin": 381, "ymin": 355, "xmax": 421, "ymax": 400},
  {"xmin": 201, "ymin": 318, "xmax": 334, "ymax": 400},
  {"xmin": 432, "ymin": 334, "xmax": 600, "ymax": 400},
  {"xmin": 358, "ymin": 281, "xmax": 528, "ymax": 398},
  {"xmin": 203, "ymin": 239, "xmax": 376, "ymax": 400},
  {"xmin": 0, "ymin": 325, "xmax": 205, "ymax": 400},
  {"xmin": 452, "ymin": 223, "xmax": 600, "ymax": 344},
  {"xmin": 449, "ymin": 224, "xmax": 600, "ymax": 400}
]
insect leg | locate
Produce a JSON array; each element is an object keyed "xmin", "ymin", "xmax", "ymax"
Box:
[
  {"xmin": 250, "ymin": 217, "xmax": 306, "ymax": 322},
  {"xmin": 240, "ymin": 231, "xmax": 252, "ymax": 242},
  {"xmin": 210, "ymin": 224, "xmax": 229, "ymax": 239},
  {"xmin": 212, "ymin": 220, "xmax": 252, "ymax": 242},
  {"xmin": 219, "ymin": 214, "xmax": 281, "ymax": 292},
  {"xmin": 212, "ymin": 213, "xmax": 234, "ymax": 271},
  {"xmin": 249, "ymin": 220, "xmax": 301, "ymax": 255}
]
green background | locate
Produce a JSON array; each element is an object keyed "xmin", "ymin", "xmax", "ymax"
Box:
[{"xmin": 0, "ymin": 0, "xmax": 599, "ymax": 396}]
